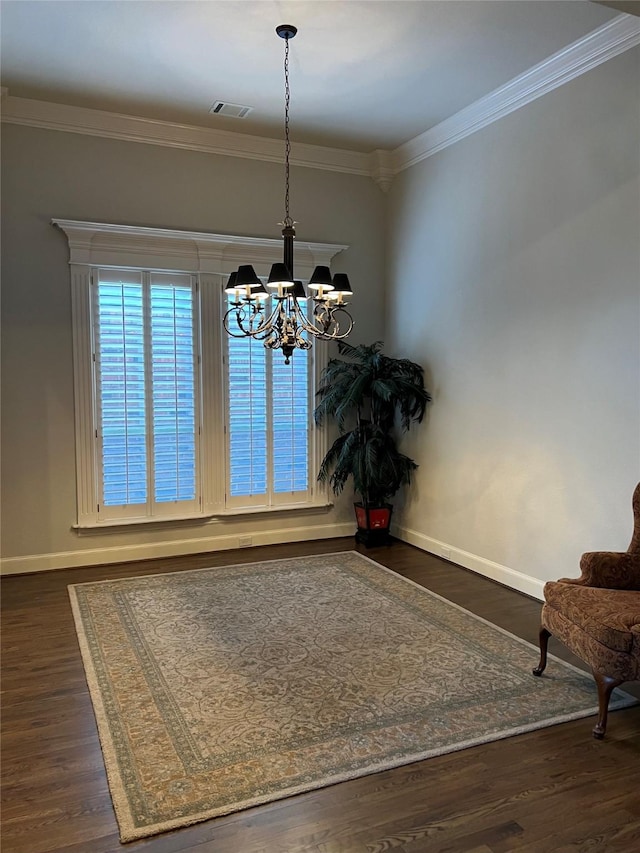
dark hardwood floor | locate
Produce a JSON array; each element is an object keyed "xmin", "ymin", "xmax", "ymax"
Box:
[{"xmin": 2, "ymin": 539, "xmax": 639, "ymax": 853}]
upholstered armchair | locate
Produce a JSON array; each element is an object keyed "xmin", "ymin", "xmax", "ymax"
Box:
[{"xmin": 533, "ymin": 483, "xmax": 640, "ymax": 738}]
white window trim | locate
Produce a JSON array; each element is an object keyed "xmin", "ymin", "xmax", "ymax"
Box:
[{"xmin": 54, "ymin": 219, "xmax": 348, "ymax": 529}]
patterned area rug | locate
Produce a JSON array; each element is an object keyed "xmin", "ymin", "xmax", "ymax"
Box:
[{"xmin": 69, "ymin": 551, "xmax": 634, "ymax": 842}]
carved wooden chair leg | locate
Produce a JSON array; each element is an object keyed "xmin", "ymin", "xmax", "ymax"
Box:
[
  {"xmin": 592, "ymin": 671, "xmax": 623, "ymax": 739},
  {"xmin": 532, "ymin": 627, "xmax": 551, "ymax": 676}
]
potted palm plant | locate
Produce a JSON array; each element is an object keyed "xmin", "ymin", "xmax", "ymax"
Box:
[{"xmin": 314, "ymin": 341, "xmax": 430, "ymax": 546}]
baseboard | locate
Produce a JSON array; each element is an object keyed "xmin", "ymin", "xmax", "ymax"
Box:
[
  {"xmin": 1, "ymin": 520, "xmax": 548, "ymax": 597},
  {"xmin": 0, "ymin": 522, "xmax": 356, "ymax": 576},
  {"xmin": 393, "ymin": 523, "xmax": 545, "ymax": 601}
]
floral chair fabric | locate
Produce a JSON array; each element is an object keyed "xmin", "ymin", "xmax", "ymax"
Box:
[{"xmin": 534, "ymin": 483, "xmax": 640, "ymax": 738}]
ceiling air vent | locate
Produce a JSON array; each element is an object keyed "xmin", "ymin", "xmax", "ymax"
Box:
[{"xmin": 209, "ymin": 101, "xmax": 253, "ymax": 119}]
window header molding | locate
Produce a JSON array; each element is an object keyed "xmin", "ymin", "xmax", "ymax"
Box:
[{"xmin": 52, "ymin": 219, "xmax": 349, "ymax": 278}]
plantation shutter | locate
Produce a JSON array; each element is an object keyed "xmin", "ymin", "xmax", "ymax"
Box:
[
  {"xmin": 227, "ymin": 331, "xmax": 268, "ymax": 500},
  {"xmin": 94, "ymin": 269, "xmax": 199, "ymax": 521},
  {"xmin": 150, "ymin": 273, "xmax": 197, "ymax": 505},
  {"xmin": 272, "ymin": 347, "xmax": 309, "ymax": 495},
  {"xmin": 96, "ymin": 271, "xmax": 147, "ymax": 508},
  {"xmin": 225, "ymin": 297, "xmax": 310, "ymax": 508}
]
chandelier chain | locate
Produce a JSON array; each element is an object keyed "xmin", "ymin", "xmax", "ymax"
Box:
[
  {"xmin": 283, "ymin": 34, "xmax": 293, "ymax": 228},
  {"xmin": 222, "ymin": 24, "xmax": 354, "ymax": 363}
]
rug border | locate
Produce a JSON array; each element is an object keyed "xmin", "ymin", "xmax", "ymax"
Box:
[
  {"xmin": 68, "ymin": 585, "xmax": 140, "ymax": 838},
  {"xmin": 67, "ymin": 551, "xmax": 637, "ymax": 843}
]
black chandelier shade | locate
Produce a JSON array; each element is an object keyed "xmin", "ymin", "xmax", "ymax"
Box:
[
  {"xmin": 225, "ymin": 266, "xmax": 352, "ymax": 299},
  {"xmin": 267, "ymin": 263, "xmax": 294, "ymax": 289},
  {"xmin": 292, "ymin": 280, "xmax": 307, "ymax": 300},
  {"xmin": 222, "ymin": 24, "xmax": 355, "ymax": 363},
  {"xmin": 331, "ymin": 273, "xmax": 353, "ymax": 297}
]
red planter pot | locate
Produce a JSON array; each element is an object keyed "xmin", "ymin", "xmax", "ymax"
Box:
[{"xmin": 354, "ymin": 502, "xmax": 393, "ymax": 547}]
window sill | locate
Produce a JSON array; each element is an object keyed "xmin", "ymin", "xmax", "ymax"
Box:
[{"xmin": 73, "ymin": 500, "xmax": 334, "ymax": 533}]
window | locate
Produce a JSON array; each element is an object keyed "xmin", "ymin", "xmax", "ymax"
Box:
[
  {"xmin": 94, "ymin": 270, "xmax": 199, "ymax": 522},
  {"xmin": 226, "ymin": 301, "xmax": 310, "ymax": 508},
  {"xmin": 56, "ymin": 220, "xmax": 345, "ymax": 527}
]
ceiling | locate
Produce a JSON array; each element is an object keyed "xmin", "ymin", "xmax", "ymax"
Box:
[{"xmin": 0, "ymin": 1, "xmax": 632, "ymax": 152}]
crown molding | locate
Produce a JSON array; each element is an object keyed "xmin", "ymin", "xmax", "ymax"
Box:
[
  {"xmin": 2, "ymin": 96, "xmax": 372, "ymax": 177},
  {"xmin": 3, "ymin": 14, "xmax": 638, "ymax": 185},
  {"xmin": 393, "ymin": 13, "xmax": 640, "ymax": 172}
]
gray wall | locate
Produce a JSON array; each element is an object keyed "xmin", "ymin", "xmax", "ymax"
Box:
[
  {"xmin": 3, "ymin": 47, "xmax": 639, "ymax": 583},
  {"xmin": 386, "ymin": 48, "xmax": 640, "ymax": 594},
  {"xmin": 1, "ymin": 125, "xmax": 386, "ymax": 569}
]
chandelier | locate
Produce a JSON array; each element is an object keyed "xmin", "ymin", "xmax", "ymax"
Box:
[{"xmin": 223, "ymin": 24, "xmax": 354, "ymax": 364}]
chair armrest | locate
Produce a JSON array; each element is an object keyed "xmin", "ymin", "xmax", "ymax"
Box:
[{"xmin": 559, "ymin": 551, "xmax": 640, "ymax": 590}]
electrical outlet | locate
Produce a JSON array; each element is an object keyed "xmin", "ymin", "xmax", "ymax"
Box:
[
  {"xmin": 238, "ymin": 536, "xmax": 253, "ymax": 548},
  {"xmin": 440, "ymin": 546, "xmax": 451, "ymax": 560}
]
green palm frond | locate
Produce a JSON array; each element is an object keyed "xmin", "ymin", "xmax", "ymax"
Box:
[{"xmin": 314, "ymin": 341, "xmax": 430, "ymax": 505}]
